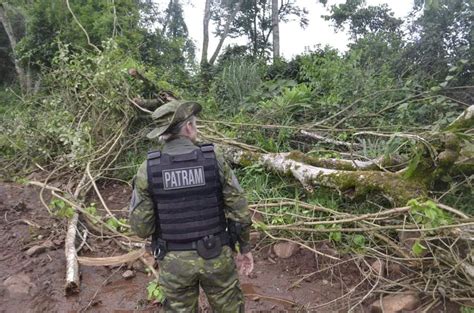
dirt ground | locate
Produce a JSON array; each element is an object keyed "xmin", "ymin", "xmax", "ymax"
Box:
[{"xmin": 0, "ymin": 181, "xmax": 459, "ymax": 312}]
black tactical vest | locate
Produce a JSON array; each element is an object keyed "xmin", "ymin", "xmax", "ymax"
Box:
[{"xmin": 147, "ymin": 144, "xmax": 226, "ymax": 243}]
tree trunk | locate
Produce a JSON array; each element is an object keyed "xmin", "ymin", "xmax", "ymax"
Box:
[
  {"xmin": 200, "ymin": 0, "xmax": 212, "ymax": 90},
  {"xmin": 252, "ymin": 0, "xmax": 258, "ymax": 57},
  {"xmin": 447, "ymin": 105, "xmax": 473, "ymax": 132},
  {"xmin": 272, "ymin": 0, "xmax": 280, "ymax": 62},
  {"xmin": 0, "ymin": 4, "xmax": 29, "ymax": 93},
  {"xmin": 161, "ymin": 0, "xmax": 173, "ymax": 36},
  {"xmin": 223, "ymin": 147, "xmax": 426, "ymax": 205},
  {"xmin": 200, "ymin": 0, "xmax": 212, "ymax": 67},
  {"xmin": 208, "ymin": 0, "xmax": 244, "ymax": 65}
]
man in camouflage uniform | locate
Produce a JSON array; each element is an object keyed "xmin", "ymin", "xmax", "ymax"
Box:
[{"xmin": 129, "ymin": 100, "xmax": 253, "ymax": 312}]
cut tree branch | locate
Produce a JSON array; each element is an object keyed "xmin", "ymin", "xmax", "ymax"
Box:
[{"xmin": 301, "ymin": 130, "xmax": 362, "ymax": 150}]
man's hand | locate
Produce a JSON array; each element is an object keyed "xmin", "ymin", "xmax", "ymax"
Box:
[{"xmin": 235, "ymin": 252, "xmax": 254, "ymax": 276}]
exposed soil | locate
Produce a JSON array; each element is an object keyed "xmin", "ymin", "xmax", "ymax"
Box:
[{"xmin": 0, "ymin": 181, "xmax": 459, "ymax": 312}]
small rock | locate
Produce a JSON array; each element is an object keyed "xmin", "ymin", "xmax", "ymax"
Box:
[
  {"xmin": 122, "ymin": 270, "xmax": 135, "ymax": 279},
  {"xmin": 131, "ymin": 260, "xmax": 145, "ymax": 272},
  {"xmin": 370, "ymin": 293, "xmax": 420, "ymax": 313},
  {"xmin": 37, "ymin": 235, "xmax": 43, "ymax": 240},
  {"xmin": 249, "ymin": 232, "xmax": 261, "ymax": 246},
  {"xmin": 315, "ymin": 241, "xmax": 339, "ymax": 261},
  {"xmin": 26, "ymin": 245, "xmax": 47, "ymax": 257},
  {"xmin": 273, "ymin": 242, "xmax": 299, "ymax": 259},
  {"xmin": 3, "ymin": 274, "xmax": 36, "ymax": 296},
  {"xmin": 248, "ymin": 272, "xmax": 258, "ymax": 279},
  {"xmin": 388, "ymin": 263, "xmax": 402, "ymax": 275},
  {"xmin": 322, "ymin": 279, "xmax": 329, "ymax": 285},
  {"xmin": 370, "ymin": 259, "xmax": 384, "ymax": 276},
  {"xmin": 26, "ymin": 240, "xmax": 56, "ymax": 256},
  {"xmin": 42, "ymin": 240, "xmax": 55, "ymax": 249},
  {"xmin": 107, "ymin": 196, "xmax": 115, "ymax": 201}
]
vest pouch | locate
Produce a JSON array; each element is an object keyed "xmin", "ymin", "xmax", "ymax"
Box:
[{"xmin": 197, "ymin": 235, "xmax": 222, "ymax": 260}]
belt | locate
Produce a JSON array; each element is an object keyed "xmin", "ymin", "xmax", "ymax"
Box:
[{"xmin": 166, "ymin": 232, "xmax": 230, "ymax": 251}]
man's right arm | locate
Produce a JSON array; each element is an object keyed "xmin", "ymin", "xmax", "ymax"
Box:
[{"xmin": 129, "ymin": 161, "xmax": 156, "ymax": 238}]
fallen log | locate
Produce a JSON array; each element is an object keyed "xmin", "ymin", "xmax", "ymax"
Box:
[
  {"xmin": 65, "ymin": 212, "xmax": 80, "ymax": 295},
  {"xmin": 446, "ymin": 104, "xmax": 473, "ymax": 132},
  {"xmin": 290, "ymin": 152, "xmax": 406, "ymax": 172},
  {"xmin": 223, "ymin": 147, "xmax": 425, "ymax": 205}
]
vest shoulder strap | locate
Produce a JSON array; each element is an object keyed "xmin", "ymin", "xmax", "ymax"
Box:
[
  {"xmin": 147, "ymin": 150, "xmax": 161, "ymax": 160},
  {"xmin": 199, "ymin": 143, "xmax": 214, "ymax": 152},
  {"xmin": 199, "ymin": 143, "xmax": 215, "ymax": 159}
]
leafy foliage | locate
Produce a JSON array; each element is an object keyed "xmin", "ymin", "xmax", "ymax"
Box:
[
  {"xmin": 146, "ymin": 281, "xmax": 166, "ymax": 303},
  {"xmin": 408, "ymin": 199, "xmax": 452, "ymax": 229},
  {"xmin": 15, "ymin": 0, "xmax": 145, "ymax": 69},
  {"xmin": 224, "ymin": 0, "xmax": 308, "ymax": 58},
  {"xmin": 50, "ymin": 199, "xmax": 74, "ymax": 218},
  {"xmin": 211, "ymin": 57, "xmax": 263, "ymax": 114}
]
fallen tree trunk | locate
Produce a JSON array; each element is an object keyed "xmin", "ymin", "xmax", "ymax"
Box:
[
  {"xmin": 289, "ymin": 151, "xmax": 406, "ymax": 172},
  {"xmin": 446, "ymin": 105, "xmax": 473, "ymax": 132},
  {"xmin": 223, "ymin": 148, "xmax": 425, "ymax": 205},
  {"xmin": 65, "ymin": 212, "xmax": 80, "ymax": 295}
]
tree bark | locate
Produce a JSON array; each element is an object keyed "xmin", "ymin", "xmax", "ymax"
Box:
[
  {"xmin": 271, "ymin": 0, "xmax": 280, "ymax": 62},
  {"xmin": 252, "ymin": 0, "xmax": 258, "ymax": 57},
  {"xmin": 288, "ymin": 151, "xmax": 405, "ymax": 172},
  {"xmin": 447, "ymin": 105, "xmax": 473, "ymax": 132},
  {"xmin": 0, "ymin": 4, "xmax": 29, "ymax": 93},
  {"xmin": 223, "ymin": 147, "xmax": 425, "ymax": 205},
  {"xmin": 161, "ymin": 0, "xmax": 173, "ymax": 36},
  {"xmin": 65, "ymin": 212, "xmax": 80, "ymax": 295},
  {"xmin": 201, "ymin": 0, "xmax": 212, "ymax": 67},
  {"xmin": 208, "ymin": 0, "xmax": 244, "ymax": 65}
]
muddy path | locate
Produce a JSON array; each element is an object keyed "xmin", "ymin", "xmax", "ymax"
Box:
[{"xmin": 0, "ymin": 181, "xmax": 458, "ymax": 312}]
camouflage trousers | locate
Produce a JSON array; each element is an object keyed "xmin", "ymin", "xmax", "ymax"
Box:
[{"xmin": 158, "ymin": 245, "xmax": 244, "ymax": 313}]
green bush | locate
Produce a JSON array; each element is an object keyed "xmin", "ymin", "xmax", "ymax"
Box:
[{"xmin": 211, "ymin": 58, "xmax": 263, "ymax": 115}]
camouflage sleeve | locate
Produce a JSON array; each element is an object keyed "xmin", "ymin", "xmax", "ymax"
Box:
[
  {"xmin": 215, "ymin": 147, "xmax": 252, "ymax": 253},
  {"xmin": 129, "ymin": 161, "xmax": 156, "ymax": 238}
]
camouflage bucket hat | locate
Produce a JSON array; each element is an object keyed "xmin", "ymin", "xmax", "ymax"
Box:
[{"xmin": 146, "ymin": 100, "xmax": 202, "ymax": 139}]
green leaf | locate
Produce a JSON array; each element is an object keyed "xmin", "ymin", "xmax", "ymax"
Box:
[
  {"xmin": 448, "ymin": 66, "xmax": 458, "ymax": 72},
  {"xmin": 252, "ymin": 221, "xmax": 267, "ymax": 231},
  {"xmin": 85, "ymin": 206, "xmax": 97, "ymax": 216},
  {"xmin": 398, "ymin": 102, "xmax": 409, "ymax": 111},
  {"xmin": 329, "ymin": 228, "xmax": 341, "ymax": 242},
  {"xmin": 147, "ymin": 281, "xmax": 165, "ymax": 302},
  {"xmin": 412, "ymin": 240, "xmax": 427, "ymax": 256},
  {"xmin": 352, "ymin": 234, "xmax": 365, "ymax": 247},
  {"xmin": 106, "ymin": 218, "xmax": 119, "ymax": 231}
]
